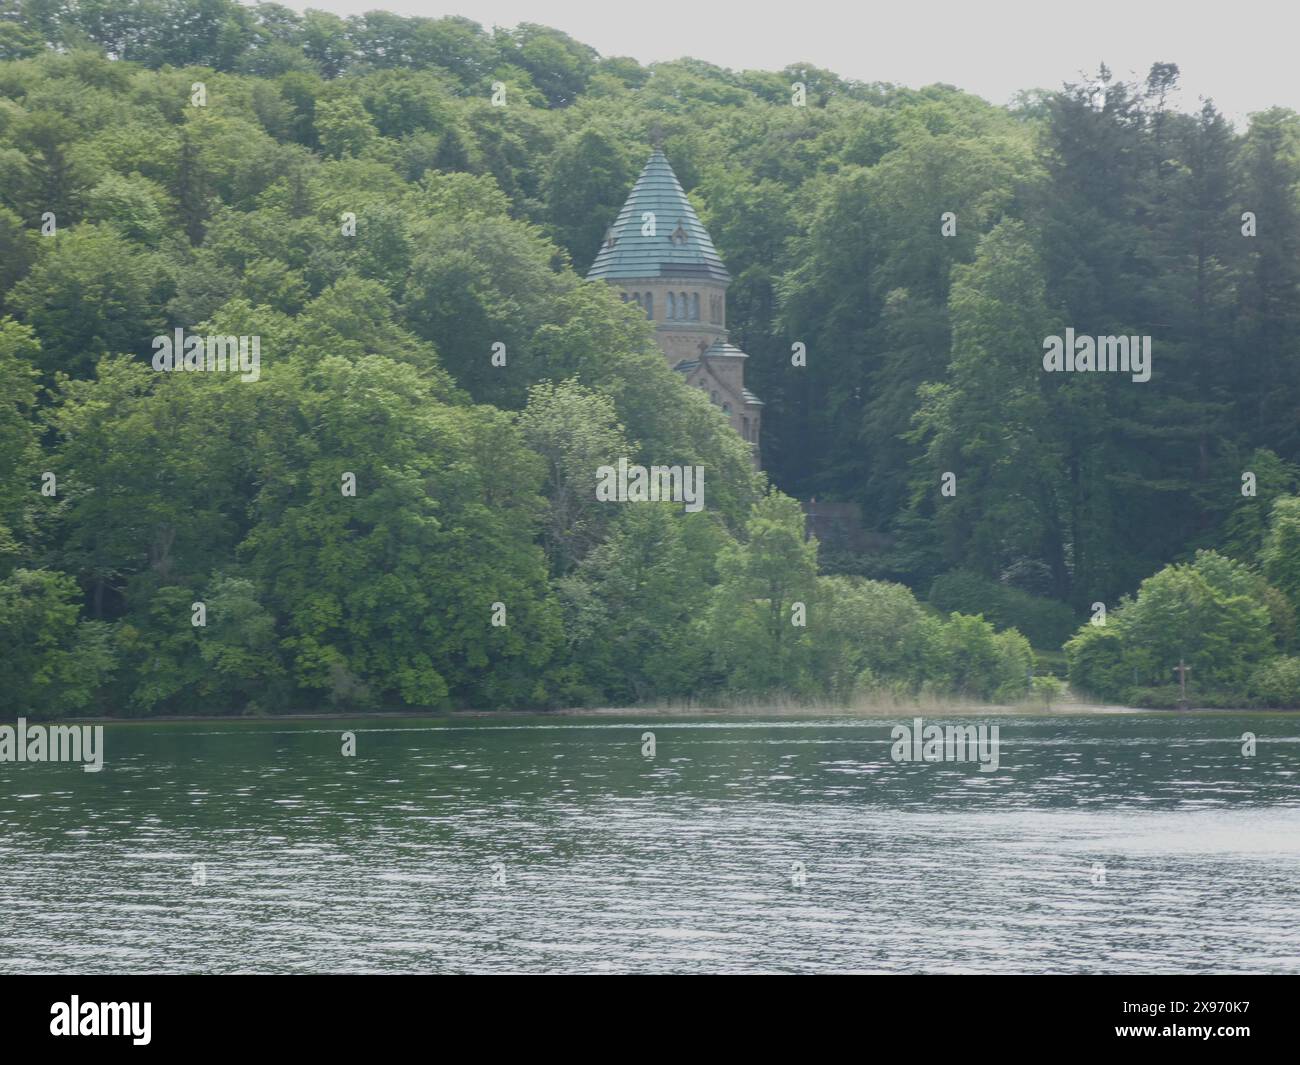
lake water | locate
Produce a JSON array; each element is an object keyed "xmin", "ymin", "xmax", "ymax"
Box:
[{"xmin": 1, "ymin": 712, "xmax": 1298, "ymax": 974}]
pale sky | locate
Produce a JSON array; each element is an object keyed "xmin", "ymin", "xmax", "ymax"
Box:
[{"xmin": 287, "ymin": 0, "xmax": 1298, "ymax": 126}]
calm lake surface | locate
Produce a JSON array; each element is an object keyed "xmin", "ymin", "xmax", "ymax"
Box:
[{"xmin": 1, "ymin": 712, "xmax": 1298, "ymax": 974}]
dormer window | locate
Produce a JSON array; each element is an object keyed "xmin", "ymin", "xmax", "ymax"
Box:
[
  {"xmin": 603, "ymin": 227, "xmax": 618, "ymax": 249},
  {"xmin": 671, "ymin": 221, "xmax": 688, "ymax": 245}
]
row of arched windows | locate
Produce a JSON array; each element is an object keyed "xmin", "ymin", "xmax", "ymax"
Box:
[
  {"xmin": 667, "ymin": 292, "xmax": 700, "ymax": 321},
  {"xmin": 621, "ymin": 290, "xmax": 704, "ymax": 321}
]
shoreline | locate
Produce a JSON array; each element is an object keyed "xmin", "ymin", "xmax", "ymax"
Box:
[{"xmin": 19, "ymin": 700, "xmax": 1300, "ymax": 725}]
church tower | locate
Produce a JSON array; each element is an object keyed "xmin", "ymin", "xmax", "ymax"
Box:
[{"xmin": 587, "ymin": 150, "xmax": 762, "ymax": 468}]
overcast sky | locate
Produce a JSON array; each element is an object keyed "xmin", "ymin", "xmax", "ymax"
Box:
[{"xmin": 285, "ymin": 0, "xmax": 1296, "ymax": 126}]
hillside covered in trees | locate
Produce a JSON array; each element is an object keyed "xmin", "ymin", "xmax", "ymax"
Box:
[{"xmin": 1, "ymin": 1, "xmax": 1298, "ymax": 714}]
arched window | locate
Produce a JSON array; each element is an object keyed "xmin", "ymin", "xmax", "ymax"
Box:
[
  {"xmin": 644, "ymin": 293, "xmax": 653, "ymax": 319},
  {"xmin": 711, "ymin": 391, "xmax": 719, "ymax": 405},
  {"xmin": 722, "ymin": 402, "xmax": 731, "ymax": 415},
  {"xmin": 667, "ymin": 292, "xmax": 677, "ymax": 319},
  {"xmin": 691, "ymin": 293, "xmax": 700, "ymax": 321},
  {"xmin": 742, "ymin": 416, "xmax": 750, "ymax": 440}
]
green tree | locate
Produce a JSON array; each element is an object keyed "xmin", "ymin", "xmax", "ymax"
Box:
[
  {"xmin": 0, "ymin": 205, "xmax": 36, "ymax": 313},
  {"xmin": 315, "ymin": 94, "xmax": 376, "ymax": 159},
  {"xmin": 0, "ymin": 317, "xmax": 40, "ymax": 566},
  {"xmin": 558, "ymin": 504, "xmax": 727, "ymax": 703},
  {"xmin": 1066, "ymin": 551, "xmax": 1275, "ymax": 701},
  {"xmin": 544, "ymin": 127, "xmax": 631, "ymax": 273},
  {"xmin": 517, "ymin": 379, "xmax": 628, "ymax": 575},
  {"xmin": 706, "ymin": 491, "xmax": 818, "ymax": 693},
  {"xmin": 237, "ymin": 351, "xmax": 561, "ymax": 709},
  {"xmin": 0, "ymin": 568, "xmax": 116, "ymax": 715},
  {"xmin": 10, "ymin": 224, "xmax": 167, "ymax": 378},
  {"xmin": 1260, "ymin": 497, "xmax": 1300, "ymax": 617},
  {"xmin": 909, "ymin": 220, "xmax": 1066, "ymax": 596}
]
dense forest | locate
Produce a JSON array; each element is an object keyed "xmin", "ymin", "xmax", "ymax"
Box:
[{"xmin": 0, "ymin": 1, "xmax": 1297, "ymax": 715}]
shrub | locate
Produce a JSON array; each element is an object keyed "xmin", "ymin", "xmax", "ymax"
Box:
[
  {"xmin": 1124, "ymin": 685, "xmax": 1246, "ymax": 710},
  {"xmin": 1250, "ymin": 656, "xmax": 1300, "ymax": 708},
  {"xmin": 1064, "ymin": 623, "xmax": 1129, "ymax": 701},
  {"xmin": 929, "ymin": 569, "xmax": 1078, "ymax": 649},
  {"xmin": 809, "ymin": 575, "xmax": 936, "ymax": 697},
  {"xmin": 0, "ymin": 568, "xmax": 116, "ymax": 715},
  {"xmin": 935, "ymin": 612, "xmax": 1032, "ymax": 701},
  {"xmin": 1031, "ymin": 674, "xmax": 1066, "ymax": 707},
  {"xmin": 1065, "ymin": 551, "xmax": 1277, "ymax": 702}
]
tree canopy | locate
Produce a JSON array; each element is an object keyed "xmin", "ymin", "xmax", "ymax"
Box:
[{"xmin": 1, "ymin": 2, "xmax": 1298, "ymax": 711}]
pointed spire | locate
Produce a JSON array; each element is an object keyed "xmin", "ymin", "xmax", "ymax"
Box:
[{"xmin": 586, "ymin": 151, "xmax": 731, "ymax": 284}]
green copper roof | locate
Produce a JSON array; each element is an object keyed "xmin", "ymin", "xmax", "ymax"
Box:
[
  {"xmin": 587, "ymin": 151, "xmax": 731, "ymax": 284},
  {"xmin": 702, "ymin": 339, "xmax": 748, "ymax": 359}
]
